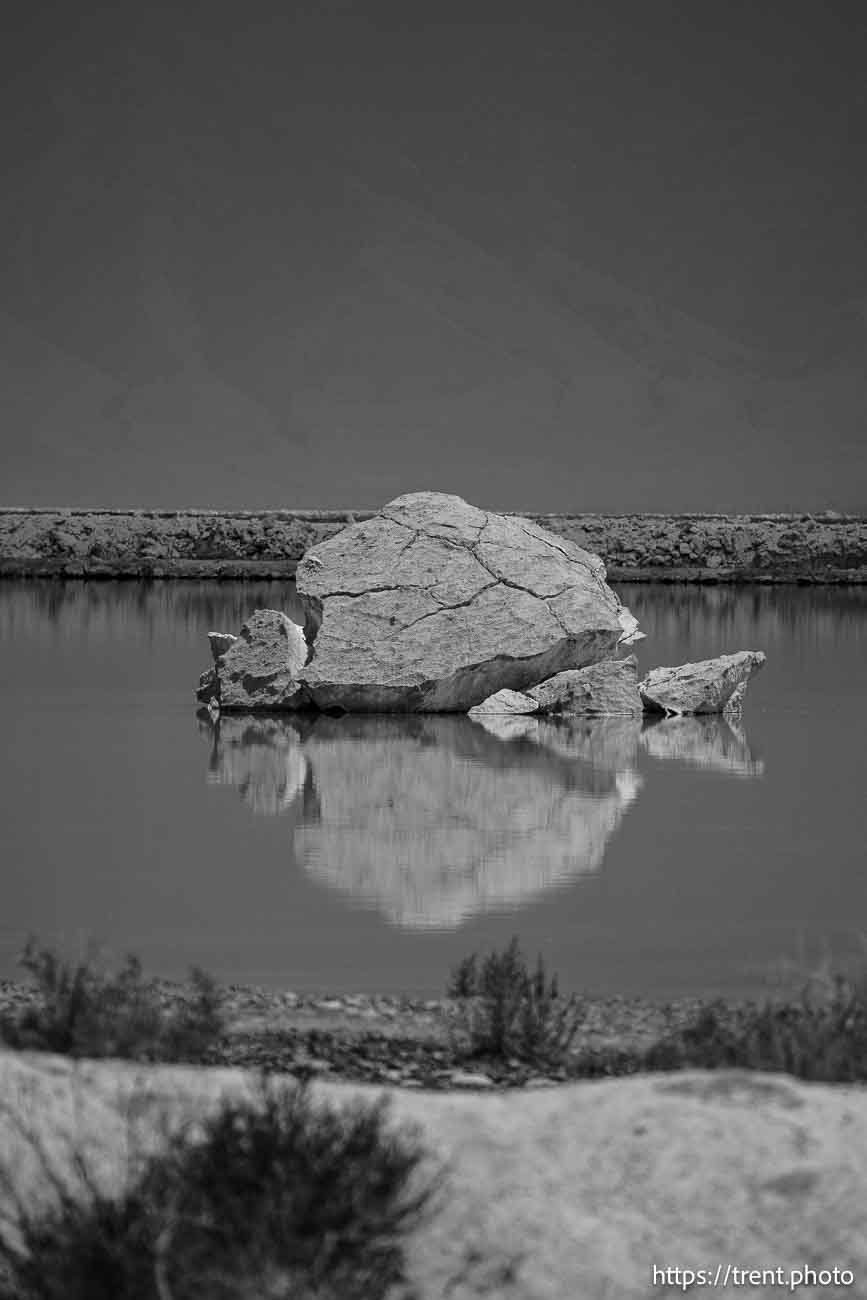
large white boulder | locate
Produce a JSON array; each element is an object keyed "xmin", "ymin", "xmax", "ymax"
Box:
[
  {"xmin": 639, "ymin": 651, "xmax": 766, "ymax": 716},
  {"xmin": 293, "ymin": 492, "xmax": 640, "ymax": 712}
]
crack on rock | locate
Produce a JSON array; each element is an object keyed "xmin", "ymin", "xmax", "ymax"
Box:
[
  {"xmin": 301, "ymin": 595, "xmax": 323, "ymax": 667},
  {"xmin": 310, "ymin": 585, "xmax": 409, "ymax": 599},
  {"xmin": 383, "ymin": 505, "xmax": 489, "ymax": 545},
  {"xmin": 398, "ymin": 581, "xmax": 502, "ymax": 630},
  {"xmin": 391, "ymin": 527, "xmax": 422, "ymax": 561},
  {"xmin": 543, "ymin": 599, "xmax": 570, "ymax": 636},
  {"xmin": 515, "ymin": 520, "xmax": 614, "ymax": 604},
  {"xmin": 375, "ymin": 510, "xmax": 417, "ymax": 533},
  {"xmin": 467, "ymin": 546, "xmax": 569, "ymax": 624}
]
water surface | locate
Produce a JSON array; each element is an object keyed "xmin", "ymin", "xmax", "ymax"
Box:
[{"xmin": 1, "ymin": 580, "xmax": 864, "ymax": 999}]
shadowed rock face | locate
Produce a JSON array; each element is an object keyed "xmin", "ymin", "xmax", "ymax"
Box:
[
  {"xmin": 639, "ymin": 651, "xmax": 766, "ymax": 716},
  {"xmin": 208, "ymin": 632, "xmax": 236, "ymax": 662},
  {"xmin": 292, "ymin": 492, "xmax": 640, "ymax": 712}
]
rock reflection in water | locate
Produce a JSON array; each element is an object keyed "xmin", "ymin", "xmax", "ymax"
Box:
[
  {"xmin": 199, "ymin": 713, "xmax": 642, "ymax": 928},
  {"xmin": 200, "ymin": 715, "xmax": 310, "ymax": 816},
  {"xmin": 640, "ymin": 716, "xmax": 765, "ymax": 778},
  {"xmin": 472, "ymin": 713, "xmax": 642, "ymax": 772},
  {"xmin": 199, "ymin": 709, "xmax": 764, "ymax": 928}
]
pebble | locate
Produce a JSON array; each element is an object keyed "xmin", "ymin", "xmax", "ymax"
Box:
[{"xmin": 448, "ymin": 1070, "xmax": 495, "ymax": 1088}]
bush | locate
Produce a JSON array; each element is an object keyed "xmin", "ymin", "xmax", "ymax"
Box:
[
  {"xmin": 0, "ymin": 940, "xmax": 223, "ymax": 1063},
  {"xmin": 0, "ymin": 1080, "xmax": 435, "ymax": 1300},
  {"xmin": 447, "ymin": 937, "xmax": 584, "ymax": 1065},
  {"xmin": 642, "ymin": 975, "xmax": 867, "ymax": 1082},
  {"xmin": 448, "ymin": 941, "xmax": 867, "ymax": 1084},
  {"xmin": 560, "ymin": 972, "xmax": 867, "ymax": 1083}
]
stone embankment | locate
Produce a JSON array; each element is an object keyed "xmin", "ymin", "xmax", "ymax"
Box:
[{"xmin": 0, "ymin": 507, "xmax": 865, "ymax": 581}]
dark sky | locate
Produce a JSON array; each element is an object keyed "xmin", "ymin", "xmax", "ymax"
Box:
[{"xmin": 2, "ymin": 0, "xmax": 866, "ymax": 512}]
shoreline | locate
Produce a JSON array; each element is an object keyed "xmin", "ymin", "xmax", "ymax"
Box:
[
  {"xmin": 0, "ymin": 975, "xmax": 758, "ymax": 1090},
  {"xmin": 1, "ymin": 507, "xmax": 865, "ymax": 582}
]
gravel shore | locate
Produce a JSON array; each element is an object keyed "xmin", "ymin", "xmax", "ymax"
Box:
[{"xmin": 0, "ymin": 976, "xmax": 751, "ymax": 1090}]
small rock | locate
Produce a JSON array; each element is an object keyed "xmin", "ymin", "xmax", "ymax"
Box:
[
  {"xmin": 468, "ymin": 688, "xmax": 539, "ymax": 715},
  {"xmin": 214, "ymin": 609, "xmax": 309, "ymax": 711},
  {"xmin": 615, "ymin": 608, "xmax": 646, "ymax": 645},
  {"xmin": 449, "ymin": 1070, "xmax": 495, "ymax": 1088},
  {"xmin": 293, "ymin": 1056, "xmax": 331, "ymax": 1072},
  {"xmin": 528, "ymin": 656, "xmax": 642, "ymax": 716},
  {"xmin": 639, "ymin": 651, "xmax": 766, "ymax": 716}
]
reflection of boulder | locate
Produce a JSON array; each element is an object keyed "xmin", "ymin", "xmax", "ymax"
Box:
[
  {"xmin": 469, "ymin": 714, "xmax": 540, "ymax": 744},
  {"xmin": 471, "ymin": 713, "xmax": 642, "ymax": 773},
  {"xmin": 199, "ymin": 704, "xmax": 766, "ymax": 934},
  {"xmin": 190, "ymin": 712, "xmax": 639, "ymax": 930},
  {"xmin": 200, "ymin": 714, "xmax": 311, "ymax": 815},
  {"xmin": 640, "ymin": 716, "xmax": 765, "ymax": 778},
  {"xmin": 293, "ymin": 716, "xmax": 641, "ymax": 928}
]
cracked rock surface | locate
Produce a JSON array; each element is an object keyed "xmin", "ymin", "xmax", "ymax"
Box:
[
  {"xmin": 293, "ymin": 492, "xmax": 640, "ymax": 712},
  {"xmin": 639, "ymin": 651, "xmax": 766, "ymax": 716}
]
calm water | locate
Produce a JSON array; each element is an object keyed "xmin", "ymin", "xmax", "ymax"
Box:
[{"xmin": 1, "ymin": 579, "xmax": 865, "ymax": 1000}]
